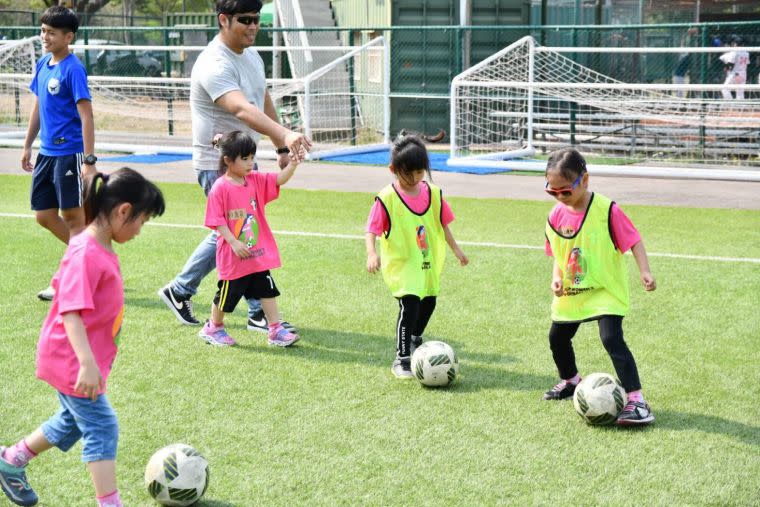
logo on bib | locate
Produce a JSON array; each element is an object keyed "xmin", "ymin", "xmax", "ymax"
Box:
[
  {"xmin": 565, "ymin": 247, "xmax": 586, "ymax": 285},
  {"xmin": 47, "ymin": 78, "xmax": 61, "ymax": 95},
  {"xmin": 416, "ymin": 225, "xmax": 429, "ymax": 258}
]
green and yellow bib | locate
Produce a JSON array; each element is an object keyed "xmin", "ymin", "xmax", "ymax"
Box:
[
  {"xmin": 377, "ymin": 182, "xmax": 446, "ymax": 298},
  {"xmin": 545, "ymin": 193, "xmax": 629, "ymax": 322}
]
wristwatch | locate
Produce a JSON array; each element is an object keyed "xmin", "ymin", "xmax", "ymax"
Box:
[
  {"xmin": 276, "ymin": 147, "xmax": 290, "ymax": 155},
  {"xmin": 83, "ymin": 153, "xmax": 98, "ymax": 165}
]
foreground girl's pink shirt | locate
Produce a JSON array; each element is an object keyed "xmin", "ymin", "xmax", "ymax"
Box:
[
  {"xmin": 36, "ymin": 232, "xmax": 124, "ymax": 397},
  {"xmin": 205, "ymin": 171, "xmax": 281, "ymax": 280}
]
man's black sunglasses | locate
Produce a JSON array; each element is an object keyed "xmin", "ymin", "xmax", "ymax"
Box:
[{"xmin": 235, "ymin": 15, "xmax": 260, "ymax": 25}]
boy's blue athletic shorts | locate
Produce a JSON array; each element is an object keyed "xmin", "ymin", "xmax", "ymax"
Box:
[{"xmin": 30, "ymin": 153, "xmax": 83, "ymax": 211}]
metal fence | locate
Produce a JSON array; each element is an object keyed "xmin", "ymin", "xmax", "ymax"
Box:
[{"xmin": 3, "ymin": 21, "xmax": 760, "ymax": 134}]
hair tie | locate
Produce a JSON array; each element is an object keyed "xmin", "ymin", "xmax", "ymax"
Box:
[{"xmin": 212, "ymin": 133, "xmax": 224, "ymax": 149}]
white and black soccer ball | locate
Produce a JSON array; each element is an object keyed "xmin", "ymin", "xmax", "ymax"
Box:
[
  {"xmin": 145, "ymin": 443, "xmax": 209, "ymax": 506},
  {"xmin": 411, "ymin": 340, "xmax": 459, "ymax": 387},
  {"xmin": 572, "ymin": 373, "xmax": 627, "ymax": 426}
]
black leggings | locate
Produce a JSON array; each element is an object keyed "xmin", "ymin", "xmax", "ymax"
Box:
[
  {"xmin": 395, "ymin": 295, "xmax": 437, "ymax": 358},
  {"xmin": 548, "ymin": 315, "xmax": 642, "ymax": 392}
]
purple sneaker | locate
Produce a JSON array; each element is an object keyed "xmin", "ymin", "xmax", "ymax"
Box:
[
  {"xmin": 198, "ymin": 321, "xmax": 236, "ymax": 347},
  {"xmin": 268, "ymin": 326, "xmax": 299, "ymax": 347}
]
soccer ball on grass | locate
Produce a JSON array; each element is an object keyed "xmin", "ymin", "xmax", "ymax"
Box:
[
  {"xmin": 572, "ymin": 372, "xmax": 627, "ymax": 426},
  {"xmin": 411, "ymin": 340, "xmax": 459, "ymax": 387},
  {"xmin": 145, "ymin": 443, "xmax": 209, "ymax": 506}
]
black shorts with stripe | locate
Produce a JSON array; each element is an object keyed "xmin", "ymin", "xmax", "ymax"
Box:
[{"xmin": 214, "ymin": 270, "xmax": 280, "ymax": 313}]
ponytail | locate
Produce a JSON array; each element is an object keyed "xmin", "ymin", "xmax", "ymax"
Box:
[{"xmin": 83, "ymin": 167, "xmax": 165, "ymax": 224}]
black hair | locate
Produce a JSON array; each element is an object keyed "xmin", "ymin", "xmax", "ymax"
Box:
[
  {"xmin": 83, "ymin": 167, "xmax": 165, "ymax": 225},
  {"xmin": 213, "ymin": 130, "xmax": 257, "ymax": 174},
  {"xmin": 215, "ymin": 0, "xmax": 263, "ymax": 27},
  {"xmin": 545, "ymin": 148, "xmax": 588, "ymax": 180},
  {"xmin": 390, "ymin": 134, "xmax": 432, "ymax": 184},
  {"xmin": 40, "ymin": 6, "xmax": 79, "ymax": 34}
]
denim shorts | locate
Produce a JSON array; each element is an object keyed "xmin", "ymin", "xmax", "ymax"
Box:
[{"xmin": 41, "ymin": 392, "xmax": 119, "ymax": 463}]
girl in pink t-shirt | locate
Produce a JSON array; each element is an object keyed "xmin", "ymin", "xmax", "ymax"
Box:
[
  {"xmin": 365, "ymin": 135, "xmax": 469, "ymax": 379},
  {"xmin": 542, "ymin": 148, "xmax": 656, "ymax": 427},
  {"xmin": 0, "ymin": 168, "xmax": 165, "ymax": 507},
  {"xmin": 198, "ymin": 131, "xmax": 300, "ymax": 347}
]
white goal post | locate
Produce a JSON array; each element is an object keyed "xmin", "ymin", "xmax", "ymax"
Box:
[
  {"xmin": 449, "ymin": 36, "xmax": 760, "ymax": 181},
  {"xmin": 0, "ymin": 36, "xmax": 390, "ymax": 160}
]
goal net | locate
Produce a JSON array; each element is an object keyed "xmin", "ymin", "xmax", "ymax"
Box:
[
  {"xmin": 450, "ymin": 36, "xmax": 760, "ymax": 177},
  {"xmin": 0, "ymin": 36, "xmax": 389, "ymax": 159}
]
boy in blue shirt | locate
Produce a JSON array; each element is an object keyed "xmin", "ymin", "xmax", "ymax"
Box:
[{"xmin": 21, "ymin": 6, "xmax": 97, "ymax": 301}]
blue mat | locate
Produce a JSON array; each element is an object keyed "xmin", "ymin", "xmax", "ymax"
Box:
[
  {"xmin": 101, "ymin": 152, "xmax": 191, "ymax": 164},
  {"xmin": 319, "ymin": 150, "xmax": 511, "ymax": 175}
]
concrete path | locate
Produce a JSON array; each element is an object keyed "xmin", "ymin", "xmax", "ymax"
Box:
[{"xmin": 1, "ymin": 148, "xmax": 758, "ymax": 209}]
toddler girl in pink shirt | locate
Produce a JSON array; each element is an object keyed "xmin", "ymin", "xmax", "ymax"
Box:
[
  {"xmin": 198, "ymin": 131, "xmax": 300, "ymax": 347},
  {"xmin": 0, "ymin": 168, "xmax": 165, "ymax": 507}
]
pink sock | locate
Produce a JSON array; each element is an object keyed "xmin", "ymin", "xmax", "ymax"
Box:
[
  {"xmin": 97, "ymin": 490, "xmax": 122, "ymax": 507},
  {"xmin": 566, "ymin": 373, "xmax": 581, "ymax": 385},
  {"xmin": 1, "ymin": 439, "xmax": 36, "ymax": 468},
  {"xmin": 268, "ymin": 322, "xmax": 282, "ymax": 331},
  {"xmin": 627, "ymin": 390, "xmax": 644, "ymax": 403}
]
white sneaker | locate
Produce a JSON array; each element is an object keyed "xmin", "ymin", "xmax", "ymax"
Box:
[{"xmin": 37, "ymin": 286, "xmax": 54, "ymax": 301}]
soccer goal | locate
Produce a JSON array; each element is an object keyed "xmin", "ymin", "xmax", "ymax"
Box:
[
  {"xmin": 0, "ymin": 36, "xmax": 390, "ymax": 160},
  {"xmin": 449, "ymin": 36, "xmax": 760, "ymax": 180}
]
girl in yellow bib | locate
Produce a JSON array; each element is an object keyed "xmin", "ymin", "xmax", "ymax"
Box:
[
  {"xmin": 542, "ymin": 148, "xmax": 656, "ymax": 426},
  {"xmin": 365, "ymin": 135, "xmax": 469, "ymax": 378}
]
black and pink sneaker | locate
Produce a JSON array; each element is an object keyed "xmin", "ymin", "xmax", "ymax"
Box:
[
  {"xmin": 616, "ymin": 401, "xmax": 655, "ymax": 426},
  {"xmin": 542, "ymin": 379, "xmax": 579, "ymax": 401}
]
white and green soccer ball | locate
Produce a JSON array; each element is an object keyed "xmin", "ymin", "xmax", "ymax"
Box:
[
  {"xmin": 411, "ymin": 340, "xmax": 459, "ymax": 387},
  {"xmin": 145, "ymin": 443, "xmax": 209, "ymax": 506},
  {"xmin": 572, "ymin": 373, "xmax": 627, "ymax": 426}
]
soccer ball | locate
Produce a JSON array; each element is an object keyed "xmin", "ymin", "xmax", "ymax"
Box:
[
  {"xmin": 411, "ymin": 341, "xmax": 459, "ymax": 387},
  {"xmin": 572, "ymin": 373, "xmax": 627, "ymax": 426},
  {"xmin": 145, "ymin": 444, "xmax": 209, "ymax": 506}
]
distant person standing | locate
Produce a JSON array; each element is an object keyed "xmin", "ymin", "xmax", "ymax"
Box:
[
  {"xmin": 158, "ymin": 0, "xmax": 310, "ymax": 332},
  {"xmin": 720, "ymin": 34, "xmax": 750, "ymax": 100},
  {"xmin": 22, "ymin": 6, "xmax": 97, "ymax": 301},
  {"xmin": 672, "ymin": 27, "xmax": 699, "ymax": 99}
]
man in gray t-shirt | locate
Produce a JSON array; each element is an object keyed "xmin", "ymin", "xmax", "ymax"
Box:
[{"xmin": 159, "ymin": 0, "xmax": 310, "ymax": 332}]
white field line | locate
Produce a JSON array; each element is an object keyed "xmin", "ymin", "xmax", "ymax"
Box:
[{"xmin": 2, "ymin": 212, "xmax": 759, "ymax": 265}]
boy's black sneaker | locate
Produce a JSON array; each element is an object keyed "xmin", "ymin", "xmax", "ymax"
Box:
[
  {"xmin": 542, "ymin": 379, "xmax": 579, "ymax": 400},
  {"xmin": 247, "ymin": 308, "xmax": 268, "ymax": 333},
  {"xmin": 0, "ymin": 448, "xmax": 38, "ymax": 506},
  {"xmin": 391, "ymin": 357, "xmax": 413, "ymax": 379},
  {"xmin": 158, "ymin": 285, "xmax": 199, "ymax": 325},
  {"xmin": 616, "ymin": 401, "xmax": 655, "ymax": 426}
]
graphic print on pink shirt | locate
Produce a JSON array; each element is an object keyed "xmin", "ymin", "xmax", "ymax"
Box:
[
  {"xmin": 205, "ymin": 172, "xmax": 281, "ymax": 280},
  {"xmin": 235, "ymin": 198, "xmax": 260, "ymax": 248}
]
